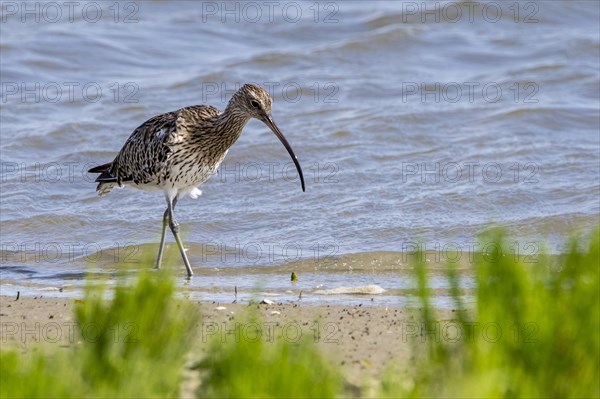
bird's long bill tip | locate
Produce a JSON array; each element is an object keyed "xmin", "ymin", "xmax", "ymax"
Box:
[{"xmin": 265, "ymin": 116, "xmax": 306, "ymax": 192}]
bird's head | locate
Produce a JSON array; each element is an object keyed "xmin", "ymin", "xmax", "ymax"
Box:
[
  {"xmin": 231, "ymin": 83, "xmax": 305, "ymax": 192},
  {"xmin": 236, "ymin": 83, "xmax": 273, "ymax": 121}
]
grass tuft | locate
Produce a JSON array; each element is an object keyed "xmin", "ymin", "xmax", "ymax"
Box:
[
  {"xmin": 195, "ymin": 310, "xmax": 342, "ymax": 398},
  {"xmin": 1, "ymin": 270, "xmax": 198, "ymax": 398},
  {"xmin": 393, "ymin": 229, "xmax": 600, "ymax": 398}
]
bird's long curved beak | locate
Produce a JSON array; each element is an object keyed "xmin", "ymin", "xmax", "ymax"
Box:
[{"xmin": 264, "ymin": 115, "xmax": 306, "ymax": 192}]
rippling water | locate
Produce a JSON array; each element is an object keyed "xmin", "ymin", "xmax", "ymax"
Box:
[{"xmin": 1, "ymin": 1, "xmax": 599, "ymax": 306}]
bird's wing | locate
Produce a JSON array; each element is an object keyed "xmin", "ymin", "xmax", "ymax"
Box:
[
  {"xmin": 106, "ymin": 111, "xmax": 179, "ymax": 185},
  {"xmin": 98, "ymin": 105, "xmax": 221, "ymax": 186}
]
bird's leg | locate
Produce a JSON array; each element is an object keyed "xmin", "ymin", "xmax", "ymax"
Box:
[
  {"xmin": 154, "ymin": 208, "xmax": 170, "ymax": 270},
  {"xmin": 155, "ymin": 197, "xmax": 181, "ymax": 270},
  {"xmin": 155, "ymin": 197, "xmax": 177, "ymax": 270},
  {"xmin": 167, "ymin": 196, "xmax": 193, "ymax": 278}
]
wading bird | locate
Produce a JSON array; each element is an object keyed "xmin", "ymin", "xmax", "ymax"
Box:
[{"xmin": 88, "ymin": 83, "xmax": 305, "ymax": 277}]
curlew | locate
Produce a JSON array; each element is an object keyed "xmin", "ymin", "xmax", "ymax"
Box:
[{"xmin": 88, "ymin": 83, "xmax": 305, "ymax": 277}]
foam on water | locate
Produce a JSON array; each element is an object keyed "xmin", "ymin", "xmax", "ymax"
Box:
[{"xmin": 314, "ymin": 285, "xmax": 386, "ymax": 295}]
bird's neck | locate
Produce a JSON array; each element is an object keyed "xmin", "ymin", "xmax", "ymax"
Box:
[{"xmin": 210, "ymin": 104, "xmax": 251, "ymax": 148}]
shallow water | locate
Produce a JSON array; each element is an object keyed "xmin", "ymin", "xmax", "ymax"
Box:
[{"xmin": 1, "ymin": 1, "xmax": 598, "ymax": 306}]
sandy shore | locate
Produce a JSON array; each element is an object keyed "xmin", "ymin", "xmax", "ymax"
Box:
[{"xmin": 0, "ymin": 294, "xmax": 454, "ymax": 394}]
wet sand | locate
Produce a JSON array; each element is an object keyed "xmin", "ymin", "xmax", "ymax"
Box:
[{"xmin": 0, "ymin": 294, "xmax": 455, "ymax": 394}]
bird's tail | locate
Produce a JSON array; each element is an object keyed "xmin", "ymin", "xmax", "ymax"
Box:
[{"xmin": 88, "ymin": 162, "xmax": 117, "ymax": 196}]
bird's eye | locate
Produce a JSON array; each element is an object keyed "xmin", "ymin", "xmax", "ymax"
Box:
[{"xmin": 250, "ymin": 100, "xmax": 260, "ymax": 109}]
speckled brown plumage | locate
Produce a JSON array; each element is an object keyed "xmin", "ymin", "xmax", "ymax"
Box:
[{"xmin": 88, "ymin": 83, "xmax": 305, "ymax": 277}]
